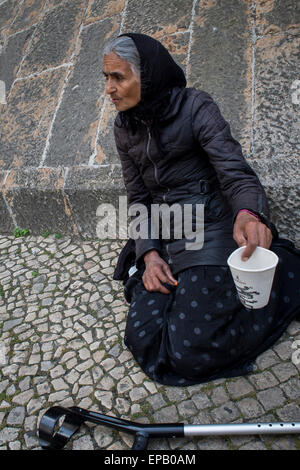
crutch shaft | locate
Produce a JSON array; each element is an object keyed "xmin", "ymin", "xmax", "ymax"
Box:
[{"xmin": 184, "ymin": 421, "xmax": 300, "ymax": 436}]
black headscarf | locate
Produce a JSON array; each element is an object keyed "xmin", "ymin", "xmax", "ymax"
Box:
[{"xmin": 118, "ymin": 33, "xmax": 186, "ymax": 130}]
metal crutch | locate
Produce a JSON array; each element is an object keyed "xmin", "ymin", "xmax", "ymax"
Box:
[{"xmin": 38, "ymin": 405, "xmax": 300, "ymax": 450}]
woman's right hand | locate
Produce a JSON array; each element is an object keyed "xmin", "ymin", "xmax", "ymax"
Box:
[{"xmin": 143, "ymin": 250, "xmax": 177, "ymax": 294}]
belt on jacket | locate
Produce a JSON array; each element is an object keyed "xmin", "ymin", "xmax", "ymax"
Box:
[
  {"xmin": 150, "ymin": 177, "xmax": 220, "ymax": 202},
  {"xmin": 187, "ymin": 177, "xmax": 220, "ymax": 195}
]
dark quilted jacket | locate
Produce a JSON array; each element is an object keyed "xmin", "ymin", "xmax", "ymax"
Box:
[{"xmin": 113, "ymin": 87, "xmax": 272, "ymax": 276}]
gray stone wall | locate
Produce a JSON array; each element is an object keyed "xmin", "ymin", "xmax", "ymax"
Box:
[{"xmin": 0, "ymin": 0, "xmax": 299, "ymax": 243}]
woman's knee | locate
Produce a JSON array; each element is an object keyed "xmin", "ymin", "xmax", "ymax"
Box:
[{"xmin": 125, "ymin": 303, "xmax": 164, "ymax": 350}]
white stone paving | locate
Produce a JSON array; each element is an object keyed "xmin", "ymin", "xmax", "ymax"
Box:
[{"xmin": 0, "ymin": 234, "xmax": 299, "ymax": 450}]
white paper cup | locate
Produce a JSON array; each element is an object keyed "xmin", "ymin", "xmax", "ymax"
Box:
[{"xmin": 227, "ymin": 246, "xmax": 279, "ymax": 309}]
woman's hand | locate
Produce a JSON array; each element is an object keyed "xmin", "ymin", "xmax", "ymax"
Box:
[
  {"xmin": 143, "ymin": 250, "xmax": 177, "ymax": 294},
  {"xmin": 233, "ymin": 211, "xmax": 273, "ymax": 261}
]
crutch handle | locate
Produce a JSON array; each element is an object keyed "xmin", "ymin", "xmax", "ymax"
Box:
[
  {"xmin": 38, "ymin": 406, "xmax": 184, "ymax": 450},
  {"xmin": 39, "ymin": 406, "xmax": 85, "ymax": 450}
]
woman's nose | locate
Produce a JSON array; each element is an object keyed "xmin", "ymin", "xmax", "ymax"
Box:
[{"xmin": 105, "ymin": 78, "xmax": 116, "ymax": 95}]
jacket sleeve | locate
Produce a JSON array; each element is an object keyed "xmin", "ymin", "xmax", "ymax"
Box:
[
  {"xmin": 114, "ymin": 119, "xmax": 162, "ymax": 266},
  {"xmin": 191, "ymin": 92, "xmax": 272, "ymax": 226}
]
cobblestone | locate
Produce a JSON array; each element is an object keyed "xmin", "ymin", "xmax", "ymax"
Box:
[
  {"xmin": 257, "ymin": 387, "xmax": 287, "ymax": 411},
  {"xmin": 0, "ymin": 234, "xmax": 299, "ymax": 450}
]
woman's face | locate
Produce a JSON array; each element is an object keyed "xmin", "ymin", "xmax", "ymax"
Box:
[{"xmin": 103, "ymin": 51, "xmax": 141, "ymax": 111}]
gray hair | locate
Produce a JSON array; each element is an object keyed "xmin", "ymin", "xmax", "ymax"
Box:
[{"xmin": 103, "ymin": 36, "xmax": 141, "ymax": 78}]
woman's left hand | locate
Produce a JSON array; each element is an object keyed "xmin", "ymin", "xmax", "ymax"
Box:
[{"xmin": 233, "ymin": 211, "xmax": 273, "ymax": 261}]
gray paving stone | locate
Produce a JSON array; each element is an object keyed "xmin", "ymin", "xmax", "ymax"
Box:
[
  {"xmin": 12, "ymin": 390, "xmax": 34, "ymax": 406},
  {"xmin": 191, "ymin": 392, "xmax": 212, "ymax": 410},
  {"xmin": 195, "ymin": 437, "xmax": 230, "ymax": 450},
  {"xmin": 3, "ymin": 318, "xmax": 22, "ymax": 331},
  {"xmin": 239, "ymin": 440, "xmax": 268, "ymax": 450},
  {"xmin": 226, "ymin": 377, "xmax": 255, "ymax": 399},
  {"xmin": 269, "ymin": 436, "xmax": 297, "ymax": 451},
  {"xmin": 276, "ymin": 403, "xmax": 300, "ymax": 422},
  {"xmin": 280, "ymin": 377, "xmax": 300, "ymax": 400},
  {"xmin": 146, "ymin": 393, "xmax": 167, "ymax": 411},
  {"xmin": 255, "ymin": 349, "xmax": 280, "ymax": 370},
  {"xmin": 0, "ymin": 427, "xmax": 20, "ymax": 445},
  {"xmin": 210, "ymin": 386, "xmax": 229, "ymax": 405},
  {"xmin": 94, "ymin": 426, "xmax": 114, "ymax": 449},
  {"xmin": 257, "ymin": 387, "xmax": 287, "ymax": 412},
  {"xmin": 153, "ymin": 405, "xmax": 179, "ymax": 423},
  {"xmin": 273, "ymin": 340, "xmax": 295, "ymax": 361},
  {"xmin": 271, "ymin": 362, "xmax": 299, "ymax": 382},
  {"xmin": 210, "ymin": 401, "xmax": 241, "ymax": 423},
  {"xmin": 178, "ymin": 399, "xmax": 198, "ymax": 418},
  {"xmin": 248, "ymin": 370, "xmax": 279, "ymax": 390},
  {"xmin": 237, "ymin": 397, "xmax": 265, "ymax": 419},
  {"xmin": 6, "ymin": 407, "xmax": 25, "ymax": 425},
  {"xmin": 129, "ymin": 386, "xmax": 148, "ymax": 402}
]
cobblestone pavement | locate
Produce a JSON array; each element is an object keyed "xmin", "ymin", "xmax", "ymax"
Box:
[{"xmin": 0, "ymin": 234, "xmax": 299, "ymax": 451}]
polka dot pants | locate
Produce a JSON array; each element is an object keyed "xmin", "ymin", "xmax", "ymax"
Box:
[{"xmin": 124, "ymin": 238, "xmax": 300, "ymax": 386}]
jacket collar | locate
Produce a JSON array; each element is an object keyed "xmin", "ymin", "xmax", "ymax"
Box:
[{"xmin": 158, "ymin": 87, "xmax": 187, "ymax": 122}]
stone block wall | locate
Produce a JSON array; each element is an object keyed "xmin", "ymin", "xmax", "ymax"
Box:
[{"xmin": 0, "ymin": 0, "xmax": 299, "ymax": 243}]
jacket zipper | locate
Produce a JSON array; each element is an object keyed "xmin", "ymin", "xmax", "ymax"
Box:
[
  {"xmin": 146, "ymin": 127, "xmax": 160, "ymax": 186},
  {"xmin": 166, "ymin": 243, "xmax": 172, "ymax": 264},
  {"xmin": 146, "ymin": 125, "xmax": 170, "ymax": 200},
  {"xmin": 146, "ymin": 125, "xmax": 172, "ymax": 264}
]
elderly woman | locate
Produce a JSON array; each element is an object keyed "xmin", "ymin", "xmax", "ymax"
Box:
[{"xmin": 104, "ymin": 33, "xmax": 300, "ymax": 386}]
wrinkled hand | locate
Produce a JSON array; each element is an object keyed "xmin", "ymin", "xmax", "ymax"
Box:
[
  {"xmin": 143, "ymin": 250, "xmax": 177, "ymax": 294},
  {"xmin": 233, "ymin": 211, "xmax": 273, "ymax": 261}
]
